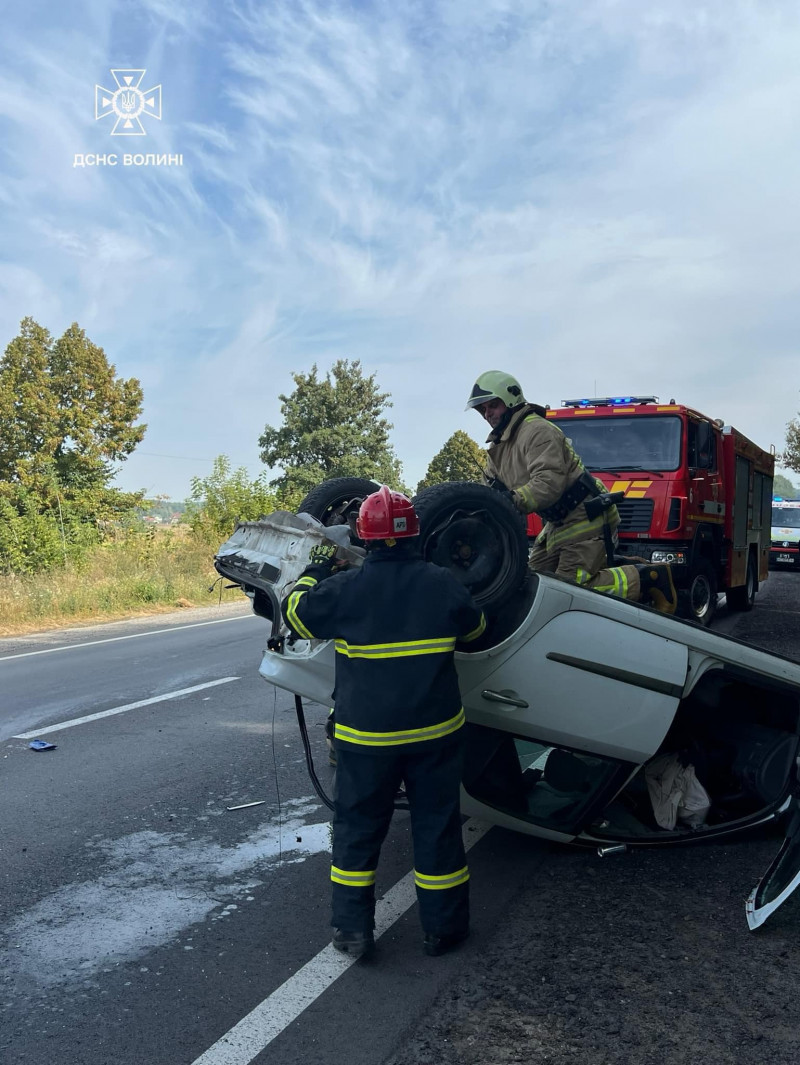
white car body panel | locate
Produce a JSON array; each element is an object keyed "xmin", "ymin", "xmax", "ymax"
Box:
[
  {"xmin": 259, "ymin": 638, "xmax": 336, "ymax": 706},
  {"xmin": 459, "ymin": 609, "xmax": 688, "ymax": 763},
  {"xmin": 219, "ymin": 516, "xmax": 800, "ymax": 929}
]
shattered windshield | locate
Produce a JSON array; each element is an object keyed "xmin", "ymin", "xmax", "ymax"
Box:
[
  {"xmin": 772, "ymin": 507, "xmax": 800, "ymax": 529},
  {"xmin": 556, "ymin": 415, "xmax": 682, "ymax": 473}
]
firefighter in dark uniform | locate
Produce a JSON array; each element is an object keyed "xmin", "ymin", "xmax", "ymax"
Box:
[{"xmin": 281, "ymin": 486, "xmax": 486, "ymax": 960}]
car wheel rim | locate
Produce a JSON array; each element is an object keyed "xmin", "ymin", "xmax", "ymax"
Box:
[{"xmin": 422, "ymin": 508, "xmax": 516, "ymax": 598}]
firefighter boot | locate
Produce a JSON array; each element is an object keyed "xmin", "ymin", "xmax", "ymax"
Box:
[
  {"xmin": 332, "ymin": 928, "xmax": 375, "ymax": 959},
  {"xmin": 637, "ymin": 564, "xmax": 678, "ymax": 615},
  {"xmin": 423, "ymin": 929, "xmax": 470, "ymax": 957}
]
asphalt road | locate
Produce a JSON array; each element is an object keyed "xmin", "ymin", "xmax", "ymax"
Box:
[
  {"xmin": 2, "ymin": 574, "xmax": 798, "ymax": 1065},
  {"xmin": 0, "ymin": 601, "xmax": 548, "ymax": 1065}
]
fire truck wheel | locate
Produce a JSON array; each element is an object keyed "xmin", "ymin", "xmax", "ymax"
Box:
[
  {"xmin": 297, "ymin": 477, "xmax": 381, "ymax": 534},
  {"xmin": 679, "ymin": 558, "xmax": 718, "ymax": 627},
  {"xmin": 727, "ymin": 551, "xmax": 758, "ymax": 612},
  {"xmin": 412, "ymin": 481, "xmax": 529, "ymax": 611}
]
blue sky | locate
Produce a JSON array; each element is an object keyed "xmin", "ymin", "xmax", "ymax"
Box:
[{"xmin": 1, "ymin": 0, "xmax": 799, "ymax": 499}]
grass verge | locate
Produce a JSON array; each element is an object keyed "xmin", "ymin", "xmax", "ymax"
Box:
[{"xmin": 0, "ymin": 528, "xmax": 244, "ymax": 636}]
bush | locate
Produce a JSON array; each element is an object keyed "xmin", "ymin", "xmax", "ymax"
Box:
[
  {"xmin": 0, "ymin": 494, "xmax": 100, "ymax": 574},
  {"xmin": 187, "ymin": 455, "xmax": 280, "ymax": 543}
]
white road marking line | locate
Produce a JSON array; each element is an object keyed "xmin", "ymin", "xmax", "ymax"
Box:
[
  {"xmin": 190, "ymin": 819, "xmax": 493, "ymax": 1065},
  {"xmin": 14, "ymin": 677, "xmax": 240, "ymax": 738},
  {"xmin": 0, "ymin": 613, "xmax": 256, "ymax": 662}
]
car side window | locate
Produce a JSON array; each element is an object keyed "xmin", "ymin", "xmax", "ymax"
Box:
[{"xmin": 463, "ymin": 727, "xmax": 627, "ymax": 834}]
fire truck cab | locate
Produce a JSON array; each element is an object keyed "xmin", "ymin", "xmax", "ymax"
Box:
[{"xmin": 526, "ymin": 396, "xmax": 774, "ymax": 625}]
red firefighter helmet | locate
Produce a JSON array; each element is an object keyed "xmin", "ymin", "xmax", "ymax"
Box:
[{"xmin": 356, "ymin": 486, "xmax": 420, "ymax": 540}]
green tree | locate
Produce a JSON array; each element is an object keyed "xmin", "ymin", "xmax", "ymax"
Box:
[
  {"xmin": 416, "ymin": 431, "xmax": 486, "ymax": 494},
  {"xmin": 258, "ymin": 360, "xmax": 405, "ymax": 496},
  {"xmin": 187, "ymin": 455, "xmax": 282, "ymax": 541},
  {"xmin": 0, "ymin": 318, "xmax": 145, "ymax": 496},
  {"xmin": 773, "ymin": 472, "xmax": 800, "ymax": 499},
  {"xmin": 50, "ymin": 322, "xmax": 145, "ymax": 490},
  {"xmin": 0, "ymin": 318, "xmax": 54, "ymax": 488},
  {"xmin": 784, "ymin": 415, "xmax": 800, "ymax": 476},
  {"xmin": 0, "ymin": 317, "xmax": 146, "ymax": 571}
]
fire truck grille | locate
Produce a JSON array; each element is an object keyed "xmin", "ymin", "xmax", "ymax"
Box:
[{"xmin": 616, "ymin": 498, "xmax": 654, "ymax": 533}]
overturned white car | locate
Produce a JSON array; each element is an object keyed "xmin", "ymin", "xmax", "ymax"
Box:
[{"xmin": 215, "ymin": 478, "xmax": 800, "ymax": 930}]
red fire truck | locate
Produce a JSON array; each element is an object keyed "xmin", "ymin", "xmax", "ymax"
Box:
[{"xmin": 526, "ymin": 396, "xmax": 775, "ymax": 625}]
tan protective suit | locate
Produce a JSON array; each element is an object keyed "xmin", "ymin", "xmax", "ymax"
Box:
[{"xmin": 485, "ymin": 405, "xmax": 641, "ymax": 600}]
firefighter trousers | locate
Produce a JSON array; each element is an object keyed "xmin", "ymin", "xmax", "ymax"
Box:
[
  {"xmin": 529, "ymin": 535, "xmax": 641, "ymax": 601},
  {"xmin": 331, "ymin": 738, "xmax": 469, "ymax": 937}
]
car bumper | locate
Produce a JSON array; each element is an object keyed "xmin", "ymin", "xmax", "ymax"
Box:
[{"xmin": 770, "ymin": 548, "xmax": 800, "ymax": 568}]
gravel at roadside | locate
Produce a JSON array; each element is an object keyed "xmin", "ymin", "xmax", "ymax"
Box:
[{"xmin": 390, "ymin": 831, "xmax": 800, "ymax": 1065}]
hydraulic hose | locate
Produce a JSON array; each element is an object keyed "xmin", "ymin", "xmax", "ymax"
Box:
[
  {"xmin": 293, "ymin": 693, "xmax": 410, "ymax": 813},
  {"xmin": 294, "ymin": 693, "xmax": 334, "ymax": 811}
]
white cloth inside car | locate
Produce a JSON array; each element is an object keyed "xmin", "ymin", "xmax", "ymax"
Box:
[{"xmin": 644, "ymin": 753, "xmax": 712, "ymax": 830}]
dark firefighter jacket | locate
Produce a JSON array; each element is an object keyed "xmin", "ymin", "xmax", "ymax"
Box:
[{"xmin": 281, "ymin": 548, "xmax": 486, "ymax": 753}]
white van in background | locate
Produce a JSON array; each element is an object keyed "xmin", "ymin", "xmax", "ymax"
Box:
[{"xmin": 771, "ymin": 499, "xmax": 800, "ymax": 570}]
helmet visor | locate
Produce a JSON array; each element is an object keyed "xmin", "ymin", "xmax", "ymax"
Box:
[{"xmin": 465, "ymin": 382, "xmax": 500, "ymax": 411}]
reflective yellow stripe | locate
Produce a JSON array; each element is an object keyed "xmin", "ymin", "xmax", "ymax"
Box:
[
  {"xmin": 618, "ymin": 567, "xmax": 629, "ymax": 598},
  {"xmin": 516, "ymin": 483, "xmax": 536, "ymax": 510},
  {"xmin": 334, "ymin": 708, "xmax": 465, "ymax": 747},
  {"xmin": 589, "ymin": 566, "xmax": 630, "ymax": 599},
  {"xmin": 414, "ymin": 866, "xmax": 470, "ymax": 891},
  {"xmin": 284, "ymin": 577, "xmax": 319, "ymax": 639},
  {"xmin": 575, "ymin": 567, "xmax": 591, "ymax": 586},
  {"xmin": 330, "ymin": 866, "xmax": 376, "ymax": 888},
  {"xmin": 462, "ymin": 614, "xmax": 487, "ymax": 642},
  {"xmin": 548, "ymin": 515, "xmax": 617, "ymax": 547},
  {"xmin": 334, "ymin": 637, "xmax": 456, "ymax": 659}
]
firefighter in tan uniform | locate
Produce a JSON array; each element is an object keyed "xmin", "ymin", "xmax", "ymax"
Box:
[{"xmin": 466, "ymin": 371, "xmax": 678, "ymax": 613}]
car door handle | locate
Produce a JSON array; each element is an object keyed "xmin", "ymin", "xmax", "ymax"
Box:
[{"xmin": 481, "ymin": 689, "xmax": 529, "ymax": 709}]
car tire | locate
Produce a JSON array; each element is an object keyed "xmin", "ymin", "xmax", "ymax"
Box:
[
  {"xmin": 727, "ymin": 551, "xmax": 758, "ymax": 612},
  {"xmin": 412, "ymin": 481, "xmax": 528, "ymax": 611},
  {"xmin": 297, "ymin": 477, "xmax": 381, "ymax": 530},
  {"xmin": 679, "ymin": 558, "xmax": 718, "ymax": 626}
]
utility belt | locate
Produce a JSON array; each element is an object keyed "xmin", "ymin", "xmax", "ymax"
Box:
[{"xmin": 537, "ymin": 470, "xmax": 601, "ymax": 524}]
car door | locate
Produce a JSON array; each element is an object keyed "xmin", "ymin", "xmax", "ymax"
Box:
[
  {"xmin": 746, "ymin": 796, "xmax": 800, "ymax": 929},
  {"xmin": 458, "ymin": 605, "xmax": 689, "ymax": 764}
]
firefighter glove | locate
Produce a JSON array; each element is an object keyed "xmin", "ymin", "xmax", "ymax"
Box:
[
  {"xmin": 511, "ymin": 490, "xmax": 528, "ymax": 514},
  {"xmin": 308, "ymin": 543, "xmax": 338, "ymax": 569}
]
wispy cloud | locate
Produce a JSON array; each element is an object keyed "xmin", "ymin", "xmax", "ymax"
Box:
[{"xmin": 0, "ymin": 0, "xmax": 798, "ymax": 496}]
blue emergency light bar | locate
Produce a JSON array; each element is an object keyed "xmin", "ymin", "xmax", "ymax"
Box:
[{"xmin": 562, "ymin": 395, "xmax": 659, "ymax": 407}]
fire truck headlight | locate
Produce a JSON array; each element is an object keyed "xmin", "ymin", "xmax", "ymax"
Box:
[{"xmin": 651, "ymin": 550, "xmax": 687, "ymax": 565}]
